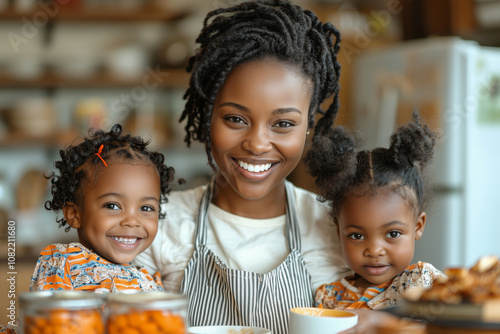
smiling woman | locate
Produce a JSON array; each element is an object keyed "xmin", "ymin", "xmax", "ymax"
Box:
[
  {"xmin": 210, "ymin": 59, "xmax": 310, "ymax": 215},
  {"xmin": 132, "ymin": 1, "xmax": 350, "ymax": 334}
]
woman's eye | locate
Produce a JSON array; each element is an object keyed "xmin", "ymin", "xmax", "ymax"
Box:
[
  {"xmin": 103, "ymin": 203, "xmax": 120, "ymax": 210},
  {"xmin": 274, "ymin": 120, "xmax": 295, "ymax": 128},
  {"xmin": 224, "ymin": 116, "xmax": 246, "ymax": 124},
  {"xmin": 348, "ymin": 233, "xmax": 364, "ymax": 240},
  {"xmin": 386, "ymin": 231, "xmax": 401, "ymax": 239}
]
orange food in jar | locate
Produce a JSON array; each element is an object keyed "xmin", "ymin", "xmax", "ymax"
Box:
[
  {"xmin": 107, "ymin": 309, "xmax": 186, "ymax": 334},
  {"xmin": 20, "ymin": 291, "xmax": 105, "ymax": 334},
  {"xmin": 23, "ymin": 308, "xmax": 103, "ymax": 334},
  {"xmin": 106, "ymin": 292, "xmax": 188, "ymax": 334}
]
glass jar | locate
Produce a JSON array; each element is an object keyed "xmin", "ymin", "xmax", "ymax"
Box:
[
  {"xmin": 19, "ymin": 290, "xmax": 105, "ymax": 334},
  {"xmin": 106, "ymin": 292, "xmax": 188, "ymax": 334}
]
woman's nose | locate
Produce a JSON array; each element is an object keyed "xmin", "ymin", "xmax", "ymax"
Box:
[{"xmin": 241, "ymin": 126, "xmax": 272, "ymax": 155}]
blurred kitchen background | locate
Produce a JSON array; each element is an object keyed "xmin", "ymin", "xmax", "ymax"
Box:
[{"xmin": 0, "ymin": 0, "xmax": 499, "ymax": 319}]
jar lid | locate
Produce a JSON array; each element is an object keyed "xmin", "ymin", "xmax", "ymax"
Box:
[
  {"xmin": 20, "ymin": 291, "xmax": 104, "ymax": 311},
  {"xmin": 107, "ymin": 292, "xmax": 188, "ymax": 310}
]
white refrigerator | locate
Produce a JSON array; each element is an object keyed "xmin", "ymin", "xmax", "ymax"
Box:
[{"xmin": 351, "ymin": 37, "xmax": 500, "ymax": 270}]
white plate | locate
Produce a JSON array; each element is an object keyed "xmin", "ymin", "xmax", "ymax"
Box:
[{"xmin": 188, "ymin": 326, "xmax": 271, "ymax": 334}]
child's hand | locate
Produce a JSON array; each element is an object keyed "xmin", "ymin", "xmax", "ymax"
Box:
[{"xmin": 337, "ymin": 309, "xmax": 401, "ymax": 334}]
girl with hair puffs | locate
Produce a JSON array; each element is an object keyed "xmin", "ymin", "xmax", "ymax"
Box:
[
  {"xmin": 307, "ymin": 111, "xmax": 445, "ymax": 312},
  {"xmin": 134, "ymin": 1, "xmax": 350, "ymax": 333},
  {"xmin": 31, "ymin": 124, "xmax": 175, "ymax": 293}
]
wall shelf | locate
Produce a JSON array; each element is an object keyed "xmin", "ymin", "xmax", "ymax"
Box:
[
  {"xmin": 0, "ymin": 131, "xmax": 201, "ymax": 151},
  {"xmin": 0, "ymin": 5, "xmax": 187, "ymax": 22},
  {"xmin": 0, "ymin": 68, "xmax": 190, "ymax": 89}
]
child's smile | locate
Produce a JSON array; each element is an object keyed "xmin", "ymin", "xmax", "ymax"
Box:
[
  {"xmin": 109, "ymin": 236, "xmax": 144, "ymax": 249},
  {"xmin": 337, "ymin": 187, "xmax": 426, "ymax": 287}
]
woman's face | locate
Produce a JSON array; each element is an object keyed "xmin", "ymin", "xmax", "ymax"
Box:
[{"xmin": 210, "ymin": 58, "xmax": 311, "ymax": 204}]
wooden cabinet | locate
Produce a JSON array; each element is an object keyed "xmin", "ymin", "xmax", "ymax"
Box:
[
  {"xmin": 401, "ymin": 0, "xmax": 500, "ymax": 47},
  {"xmin": 0, "ymin": 3, "xmax": 210, "ymax": 253},
  {"xmin": 0, "ymin": 2, "xmax": 192, "ymax": 146}
]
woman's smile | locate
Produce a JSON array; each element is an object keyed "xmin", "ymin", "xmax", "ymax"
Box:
[
  {"xmin": 233, "ymin": 158, "xmax": 279, "ymax": 181},
  {"xmin": 237, "ymin": 160, "xmax": 274, "ymax": 173}
]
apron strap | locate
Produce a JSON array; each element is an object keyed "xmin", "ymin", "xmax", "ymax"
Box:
[
  {"xmin": 285, "ymin": 180, "xmax": 301, "ymax": 252},
  {"xmin": 194, "ymin": 178, "xmax": 214, "ymax": 249},
  {"xmin": 194, "ymin": 178, "xmax": 301, "ymax": 252}
]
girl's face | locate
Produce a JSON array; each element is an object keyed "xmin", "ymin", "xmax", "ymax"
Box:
[
  {"xmin": 210, "ymin": 58, "xmax": 311, "ymax": 206},
  {"xmin": 64, "ymin": 162, "xmax": 161, "ymax": 264},
  {"xmin": 337, "ymin": 188, "xmax": 426, "ymax": 287}
]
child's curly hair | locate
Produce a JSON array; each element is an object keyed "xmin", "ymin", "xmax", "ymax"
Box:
[
  {"xmin": 306, "ymin": 111, "xmax": 437, "ymax": 221},
  {"xmin": 180, "ymin": 0, "xmax": 342, "ymax": 169},
  {"xmin": 45, "ymin": 124, "xmax": 175, "ymax": 230}
]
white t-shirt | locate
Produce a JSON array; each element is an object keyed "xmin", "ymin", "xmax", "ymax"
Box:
[{"xmin": 134, "ymin": 181, "xmax": 350, "ymax": 293}]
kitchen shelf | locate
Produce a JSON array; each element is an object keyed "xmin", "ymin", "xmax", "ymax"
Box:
[
  {"xmin": 0, "ymin": 68, "xmax": 190, "ymax": 89},
  {"xmin": 0, "ymin": 129, "xmax": 83, "ymax": 148},
  {"xmin": 0, "ymin": 130, "xmax": 201, "ymax": 151},
  {"xmin": 0, "ymin": 5, "xmax": 188, "ymax": 22}
]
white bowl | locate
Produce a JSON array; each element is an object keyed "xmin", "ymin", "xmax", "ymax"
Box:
[
  {"xmin": 288, "ymin": 307, "xmax": 358, "ymax": 334},
  {"xmin": 188, "ymin": 326, "xmax": 271, "ymax": 334}
]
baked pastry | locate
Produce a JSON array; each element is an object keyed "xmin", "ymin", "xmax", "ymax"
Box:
[{"xmin": 407, "ymin": 255, "xmax": 500, "ymax": 304}]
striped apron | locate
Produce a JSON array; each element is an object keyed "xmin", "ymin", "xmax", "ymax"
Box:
[{"xmin": 180, "ymin": 180, "xmax": 313, "ymax": 334}]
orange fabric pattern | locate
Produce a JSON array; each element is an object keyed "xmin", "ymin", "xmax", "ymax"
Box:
[
  {"xmin": 29, "ymin": 243, "xmax": 164, "ymax": 293},
  {"xmin": 316, "ymin": 262, "xmax": 444, "ymax": 310}
]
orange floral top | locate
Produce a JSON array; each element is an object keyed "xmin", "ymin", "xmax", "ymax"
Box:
[
  {"xmin": 315, "ymin": 262, "xmax": 444, "ymax": 310},
  {"xmin": 29, "ymin": 242, "xmax": 164, "ymax": 293},
  {"xmin": 0, "ymin": 243, "xmax": 164, "ymax": 334}
]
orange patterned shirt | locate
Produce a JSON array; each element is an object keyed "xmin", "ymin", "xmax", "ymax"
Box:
[
  {"xmin": 0, "ymin": 243, "xmax": 164, "ymax": 334},
  {"xmin": 29, "ymin": 243, "xmax": 164, "ymax": 293},
  {"xmin": 315, "ymin": 262, "xmax": 444, "ymax": 310}
]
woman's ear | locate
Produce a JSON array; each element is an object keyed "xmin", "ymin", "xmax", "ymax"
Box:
[
  {"xmin": 415, "ymin": 211, "xmax": 426, "ymax": 240},
  {"xmin": 63, "ymin": 203, "xmax": 81, "ymax": 229}
]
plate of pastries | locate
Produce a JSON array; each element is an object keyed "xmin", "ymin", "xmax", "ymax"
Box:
[{"xmin": 393, "ymin": 255, "xmax": 500, "ymax": 328}]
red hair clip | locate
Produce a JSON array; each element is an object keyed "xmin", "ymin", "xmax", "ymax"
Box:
[{"xmin": 95, "ymin": 144, "xmax": 108, "ymax": 167}]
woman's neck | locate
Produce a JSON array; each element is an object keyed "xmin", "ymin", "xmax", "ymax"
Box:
[{"xmin": 211, "ymin": 177, "xmax": 287, "ymax": 219}]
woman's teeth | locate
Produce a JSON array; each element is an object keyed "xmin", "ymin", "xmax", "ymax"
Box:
[
  {"xmin": 238, "ymin": 160, "xmax": 272, "ymax": 173},
  {"xmin": 111, "ymin": 237, "xmax": 138, "ymax": 244}
]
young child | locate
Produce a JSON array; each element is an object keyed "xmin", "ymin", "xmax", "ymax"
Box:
[
  {"xmin": 306, "ymin": 111, "xmax": 445, "ymax": 310},
  {"xmin": 30, "ymin": 124, "xmax": 175, "ymax": 293}
]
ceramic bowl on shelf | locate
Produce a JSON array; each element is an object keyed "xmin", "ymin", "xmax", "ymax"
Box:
[
  {"xmin": 50, "ymin": 56, "xmax": 101, "ymax": 79},
  {"xmin": 105, "ymin": 43, "xmax": 149, "ymax": 80},
  {"xmin": 7, "ymin": 55, "xmax": 45, "ymax": 80},
  {"xmin": 8, "ymin": 98, "xmax": 58, "ymax": 137},
  {"xmin": 188, "ymin": 326, "xmax": 271, "ymax": 334}
]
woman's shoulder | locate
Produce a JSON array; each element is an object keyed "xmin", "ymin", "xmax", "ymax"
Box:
[
  {"xmin": 164, "ymin": 183, "xmax": 208, "ymax": 212},
  {"xmin": 288, "ymin": 181, "xmax": 331, "ymax": 228},
  {"xmin": 288, "ymin": 181, "xmax": 329, "ymax": 210},
  {"xmin": 154, "ymin": 183, "xmax": 208, "ymax": 244}
]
